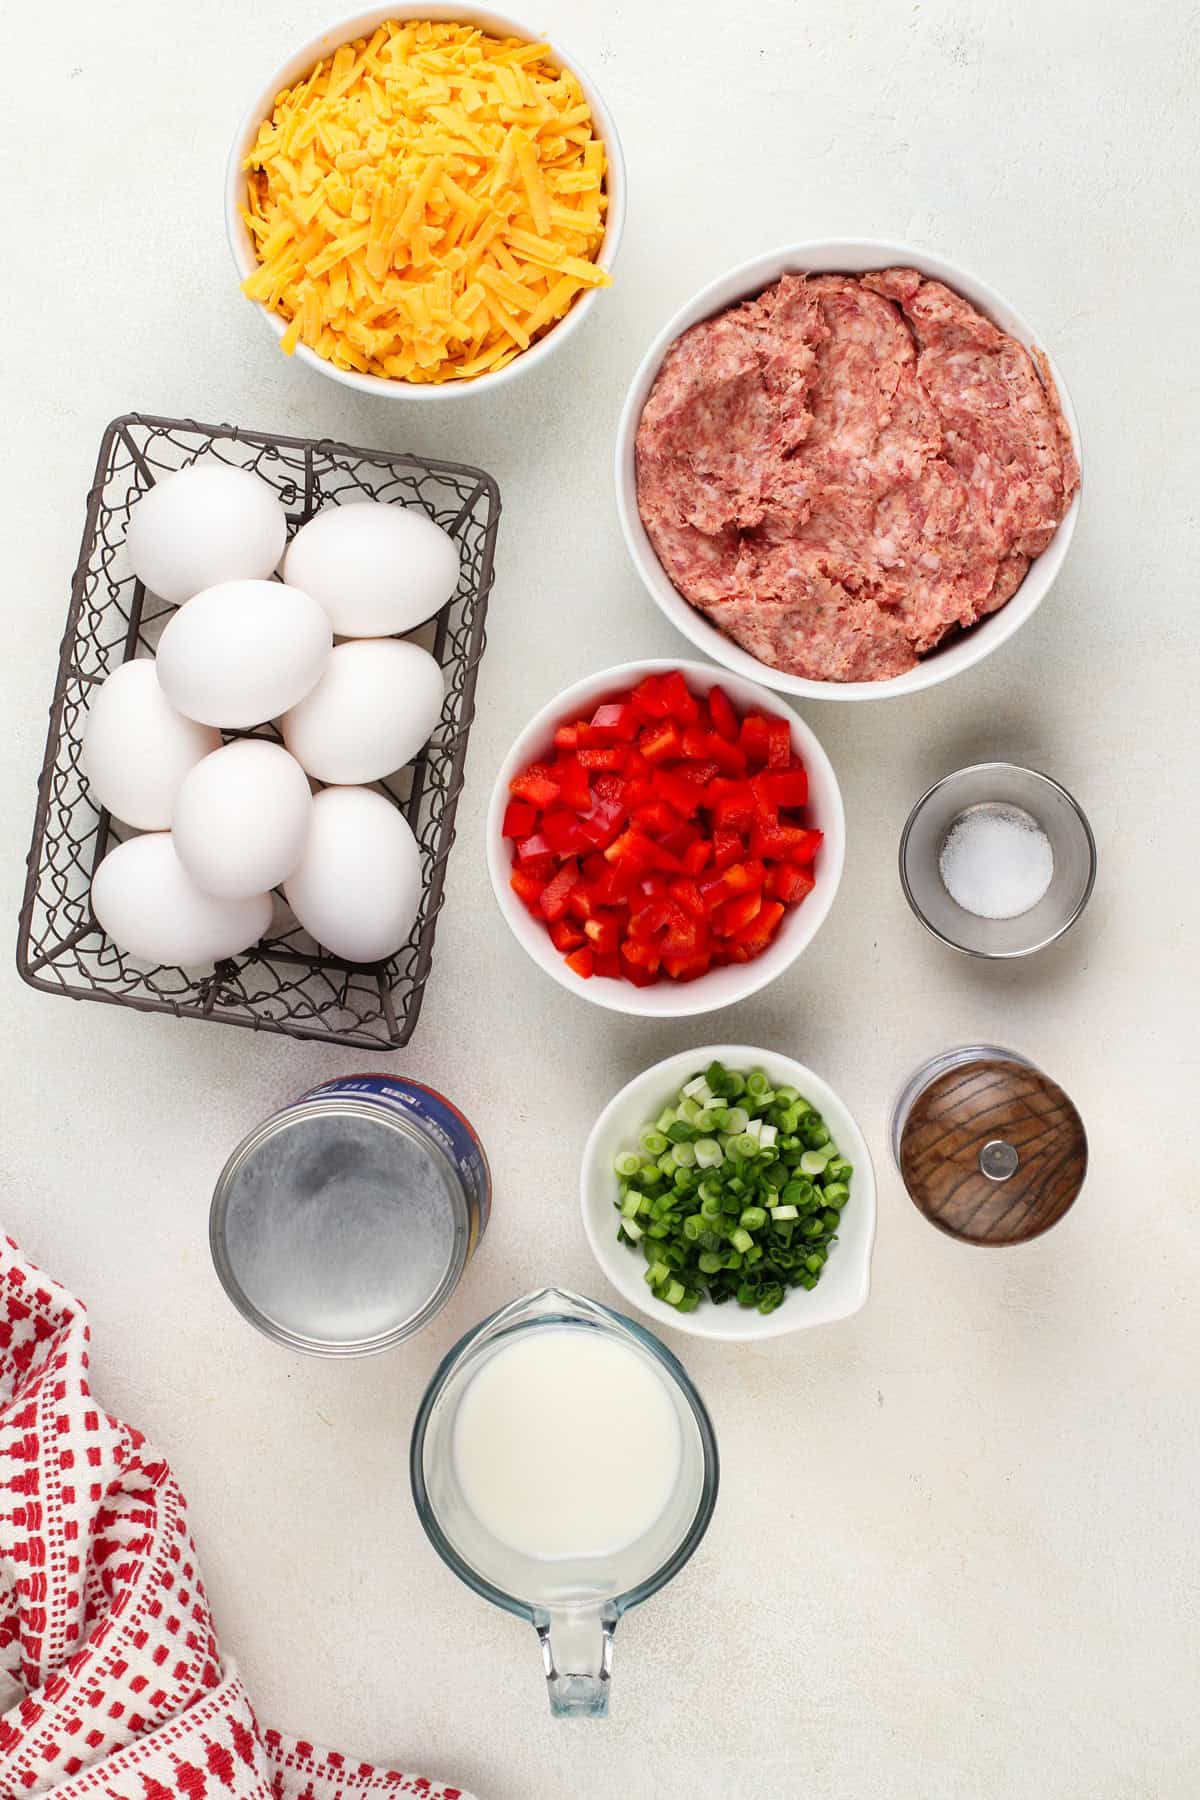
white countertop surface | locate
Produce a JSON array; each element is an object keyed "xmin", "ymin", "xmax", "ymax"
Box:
[{"xmin": 3, "ymin": 2, "xmax": 1197, "ymax": 1795}]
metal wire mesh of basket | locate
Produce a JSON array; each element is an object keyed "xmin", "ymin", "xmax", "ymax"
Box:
[{"xmin": 17, "ymin": 413, "xmax": 501, "ymax": 1050}]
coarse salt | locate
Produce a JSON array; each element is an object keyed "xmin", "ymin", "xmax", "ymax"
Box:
[{"xmin": 938, "ymin": 804, "xmax": 1054, "ymax": 920}]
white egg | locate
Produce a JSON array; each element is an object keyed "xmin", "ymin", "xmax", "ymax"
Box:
[
  {"xmin": 126, "ymin": 463, "xmax": 287, "ymax": 605},
  {"xmin": 173, "ymin": 740, "xmax": 313, "ymax": 899},
  {"xmin": 284, "ymin": 786, "xmax": 422, "ymax": 964},
  {"xmin": 281, "ymin": 639, "xmax": 444, "ymax": 785},
  {"xmin": 156, "ymin": 580, "xmax": 332, "ymax": 728},
  {"xmin": 92, "ymin": 833, "xmax": 272, "ymax": 965},
  {"xmin": 283, "ymin": 500, "xmax": 459, "ymax": 636},
  {"xmin": 80, "ymin": 659, "xmax": 220, "ymax": 829}
]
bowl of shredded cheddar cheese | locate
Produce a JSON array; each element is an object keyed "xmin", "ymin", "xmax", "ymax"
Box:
[{"xmin": 226, "ymin": 8, "xmax": 625, "ymax": 395}]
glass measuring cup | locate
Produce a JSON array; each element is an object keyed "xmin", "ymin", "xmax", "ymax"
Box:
[{"xmin": 410, "ymin": 1287, "xmax": 719, "ymax": 1717}]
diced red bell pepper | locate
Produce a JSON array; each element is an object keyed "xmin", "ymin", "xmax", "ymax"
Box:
[
  {"xmin": 541, "ymin": 808, "xmax": 588, "ymax": 855},
  {"xmin": 712, "ymin": 828, "xmax": 744, "ymax": 871},
  {"xmin": 739, "ymin": 713, "xmax": 771, "ymax": 768},
  {"xmin": 631, "ymin": 674, "xmax": 672, "ymax": 719},
  {"xmin": 715, "ymin": 890, "xmax": 763, "ymax": 937},
  {"xmin": 658, "ymin": 822, "xmax": 701, "ymax": 857},
  {"xmin": 502, "ymin": 800, "xmax": 537, "ymax": 839},
  {"xmin": 707, "ymin": 684, "xmax": 739, "ymax": 742},
  {"xmin": 750, "ymin": 771, "xmax": 780, "ymax": 823},
  {"xmin": 620, "ymin": 939, "xmax": 662, "ymax": 977},
  {"xmin": 762, "ymin": 766, "xmax": 809, "ymax": 807},
  {"xmin": 604, "ymin": 827, "xmax": 656, "ymax": 870},
  {"xmin": 509, "ymin": 763, "xmax": 561, "ymax": 807},
  {"xmin": 638, "ymin": 720, "xmax": 683, "ymax": 764},
  {"xmin": 629, "ymin": 896, "xmax": 676, "ymax": 941},
  {"xmin": 751, "ymin": 824, "xmax": 824, "ymax": 863},
  {"xmin": 767, "ymin": 863, "xmax": 816, "ymax": 905},
  {"xmin": 510, "ymin": 671, "xmax": 822, "ymax": 993},
  {"xmin": 668, "ymin": 878, "xmax": 706, "ymax": 921},
  {"xmin": 592, "ymin": 861, "xmax": 637, "ymax": 906},
  {"xmin": 662, "ymin": 911, "xmax": 705, "ymax": 958},
  {"xmin": 583, "ymin": 913, "xmax": 620, "ymax": 955},
  {"xmin": 700, "ymin": 871, "xmax": 732, "ymax": 909},
  {"xmin": 723, "ymin": 859, "xmax": 765, "ymax": 894},
  {"xmin": 732, "ymin": 900, "xmax": 785, "ymax": 951},
  {"xmin": 509, "ymin": 868, "xmax": 545, "ymax": 909},
  {"xmin": 703, "ymin": 732, "xmax": 748, "ymax": 777},
  {"xmin": 662, "ymin": 952, "xmax": 712, "ymax": 982},
  {"xmin": 577, "ymin": 745, "xmax": 626, "ymax": 771},
  {"xmin": 567, "ymin": 883, "xmax": 596, "ymax": 922},
  {"xmin": 659, "ymin": 669, "xmax": 701, "ymax": 724},
  {"xmin": 766, "ymin": 718, "xmax": 792, "ymax": 769},
  {"xmin": 576, "ymin": 793, "xmax": 628, "ymax": 849},
  {"xmin": 554, "ymin": 755, "xmax": 592, "ymax": 812},
  {"xmin": 588, "ymin": 702, "xmax": 639, "ymax": 742},
  {"xmin": 538, "ymin": 859, "xmax": 579, "ymax": 922},
  {"xmin": 710, "ymin": 783, "xmax": 756, "ymax": 831},
  {"xmin": 633, "ymin": 797, "xmax": 682, "ymax": 835},
  {"xmin": 516, "ymin": 832, "xmax": 554, "ymax": 865},
  {"xmin": 656, "ymin": 770, "xmax": 707, "ymax": 819}
]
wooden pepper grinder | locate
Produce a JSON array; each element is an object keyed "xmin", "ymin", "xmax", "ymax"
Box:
[{"xmin": 892, "ymin": 1046, "xmax": 1087, "ymax": 1244}]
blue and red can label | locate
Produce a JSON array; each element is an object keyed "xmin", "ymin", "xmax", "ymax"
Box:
[{"xmin": 299, "ymin": 1074, "xmax": 492, "ymax": 1249}]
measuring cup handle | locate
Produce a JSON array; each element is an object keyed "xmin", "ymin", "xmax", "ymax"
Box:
[{"xmin": 535, "ymin": 1605, "xmax": 618, "ymax": 1718}]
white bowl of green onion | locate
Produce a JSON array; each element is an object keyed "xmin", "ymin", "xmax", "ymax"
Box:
[{"xmin": 581, "ymin": 1046, "xmax": 876, "ymax": 1340}]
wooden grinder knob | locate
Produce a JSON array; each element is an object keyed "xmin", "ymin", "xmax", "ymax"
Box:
[{"xmin": 899, "ymin": 1057, "xmax": 1087, "ymax": 1245}]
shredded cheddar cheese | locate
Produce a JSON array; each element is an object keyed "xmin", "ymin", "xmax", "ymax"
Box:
[{"xmin": 240, "ymin": 19, "xmax": 611, "ymax": 384}]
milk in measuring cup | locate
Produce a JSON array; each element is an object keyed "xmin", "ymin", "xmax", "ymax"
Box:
[{"xmin": 451, "ymin": 1325, "xmax": 682, "ymax": 1561}]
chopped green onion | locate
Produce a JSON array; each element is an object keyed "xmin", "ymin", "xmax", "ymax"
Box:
[{"xmin": 612, "ymin": 1063, "xmax": 850, "ymax": 1317}]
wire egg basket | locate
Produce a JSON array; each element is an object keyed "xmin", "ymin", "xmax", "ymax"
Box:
[{"xmin": 17, "ymin": 413, "xmax": 500, "ymax": 1050}]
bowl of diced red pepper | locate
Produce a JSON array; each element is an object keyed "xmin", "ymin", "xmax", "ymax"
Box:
[{"xmin": 487, "ymin": 661, "xmax": 845, "ymax": 1015}]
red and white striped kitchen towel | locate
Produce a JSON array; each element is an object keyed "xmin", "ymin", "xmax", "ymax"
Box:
[{"xmin": 0, "ymin": 1236, "xmax": 477, "ymax": 1800}]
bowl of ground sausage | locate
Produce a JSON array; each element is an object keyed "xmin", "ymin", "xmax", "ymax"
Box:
[{"xmin": 615, "ymin": 241, "xmax": 1082, "ymax": 699}]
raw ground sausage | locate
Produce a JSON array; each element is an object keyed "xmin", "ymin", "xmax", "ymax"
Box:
[{"xmin": 635, "ymin": 269, "xmax": 1080, "ymax": 682}]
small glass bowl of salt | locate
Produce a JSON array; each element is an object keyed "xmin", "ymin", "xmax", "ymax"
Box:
[{"xmin": 899, "ymin": 763, "xmax": 1097, "ymax": 958}]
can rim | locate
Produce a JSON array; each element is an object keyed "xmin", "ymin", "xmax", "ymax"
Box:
[{"xmin": 210, "ymin": 1098, "xmax": 472, "ymax": 1358}]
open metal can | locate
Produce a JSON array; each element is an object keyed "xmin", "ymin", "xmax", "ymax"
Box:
[{"xmin": 210, "ymin": 1074, "xmax": 491, "ymax": 1356}]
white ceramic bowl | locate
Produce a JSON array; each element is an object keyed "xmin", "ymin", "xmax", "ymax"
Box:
[
  {"xmin": 581, "ymin": 1044, "xmax": 876, "ymax": 1341},
  {"xmin": 226, "ymin": 5, "xmax": 626, "ymax": 401},
  {"xmin": 485, "ymin": 660, "xmax": 845, "ymax": 1018},
  {"xmin": 615, "ymin": 238, "xmax": 1083, "ymax": 700}
]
